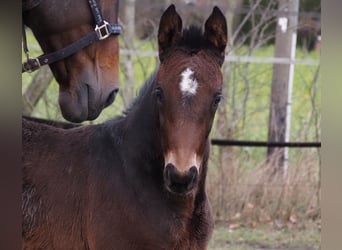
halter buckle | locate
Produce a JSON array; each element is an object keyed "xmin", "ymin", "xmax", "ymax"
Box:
[
  {"xmin": 95, "ymin": 21, "xmax": 110, "ymax": 40},
  {"xmin": 22, "ymin": 58, "xmax": 41, "ymax": 73}
]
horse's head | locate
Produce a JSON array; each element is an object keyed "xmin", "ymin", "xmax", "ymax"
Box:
[
  {"xmin": 23, "ymin": 0, "xmax": 120, "ymax": 122},
  {"xmin": 156, "ymin": 5, "xmax": 227, "ymax": 195}
]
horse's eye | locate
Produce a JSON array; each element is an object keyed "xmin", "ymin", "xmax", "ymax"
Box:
[
  {"xmin": 154, "ymin": 86, "xmax": 164, "ymax": 104},
  {"xmin": 212, "ymin": 94, "xmax": 222, "ymax": 109}
]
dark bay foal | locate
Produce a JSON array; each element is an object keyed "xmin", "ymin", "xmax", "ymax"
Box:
[{"xmin": 23, "ymin": 4, "xmax": 227, "ymax": 249}]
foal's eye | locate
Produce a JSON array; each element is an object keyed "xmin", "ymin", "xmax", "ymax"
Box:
[
  {"xmin": 154, "ymin": 86, "xmax": 164, "ymax": 104},
  {"xmin": 212, "ymin": 94, "xmax": 223, "ymax": 109}
]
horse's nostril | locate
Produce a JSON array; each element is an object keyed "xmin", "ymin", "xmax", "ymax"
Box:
[{"xmin": 105, "ymin": 87, "xmax": 119, "ymax": 107}]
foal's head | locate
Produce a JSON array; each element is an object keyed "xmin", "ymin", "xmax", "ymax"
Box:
[{"xmin": 156, "ymin": 5, "xmax": 227, "ymax": 195}]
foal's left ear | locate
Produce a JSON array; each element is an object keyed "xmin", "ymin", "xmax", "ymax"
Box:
[
  {"xmin": 204, "ymin": 7, "xmax": 228, "ymax": 65},
  {"xmin": 158, "ymin": 4, "xmax": 183, "ymax": 62}
]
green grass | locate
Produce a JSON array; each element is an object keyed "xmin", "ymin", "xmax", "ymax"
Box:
[
  {"xmin": 215, "ymin": 44, "xmax": 321, "ymax": 164},
  {"xmin": 229, "ymin": 45, "xmax": 320, "ymax": 143},
  {"xmin": 209, "ymin": 224, "xmax": 320, "ymax": 250}
]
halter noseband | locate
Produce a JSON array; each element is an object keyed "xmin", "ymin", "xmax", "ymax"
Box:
[{"xmin": 22, "ymin": 0, "xmax": 121, "ymax": 73}]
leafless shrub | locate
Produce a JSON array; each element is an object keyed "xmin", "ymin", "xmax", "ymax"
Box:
[{"xmin": 207, "ymin": 147, "xmax": 321, "ymax": 229}]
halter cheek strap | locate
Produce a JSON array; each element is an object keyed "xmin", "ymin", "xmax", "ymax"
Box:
[{"xmin": 22, "ymin": 0, "xmax": 121, "ymax": 73}]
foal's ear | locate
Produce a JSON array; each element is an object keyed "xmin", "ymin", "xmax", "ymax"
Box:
[
  {"xmin": 204, "ymin": 6, "xmax": 227, "ymax": 65},
  {"xmin": 158, "ymin": 4, "xmax": 183, "ymax": 62}
]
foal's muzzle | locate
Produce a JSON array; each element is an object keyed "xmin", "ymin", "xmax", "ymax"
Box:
[{"xmin": 164, "ymin": 164, "xmax": 198, "ymax": 194}]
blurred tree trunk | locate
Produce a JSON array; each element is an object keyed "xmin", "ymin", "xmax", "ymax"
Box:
[
  {"xmin": 228, "ymin": 0, "xmax": 244, "ymax": 47},
  {"xmin": 120, "ymin": 0, "xmax": 136, "ymax": 109},
  {"xmin": 22, "ymin": 66, "xmax": 53, "ymax": 116}
]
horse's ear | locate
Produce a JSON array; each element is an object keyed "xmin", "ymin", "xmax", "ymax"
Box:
[
  {"xmin": 158, "ymin": 4, "xmax": 183, "ymax": 62},
  {"xmin": 204, "ymin": 6, "xmax": 227, "ymax": 65}
]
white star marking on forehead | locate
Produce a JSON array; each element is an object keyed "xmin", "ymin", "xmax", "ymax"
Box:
[{"xmin": 179, "ymin": 68, "xmax": 198, "ymax": 96}]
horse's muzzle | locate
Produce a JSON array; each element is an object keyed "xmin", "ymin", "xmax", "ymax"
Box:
[
  {"xmin": 164, "ymin": 164, "xmax": 198, "ymax": 194},
  {"xmin": 59, "ymin": 84, "xmax": 119, "ymax": 123}
]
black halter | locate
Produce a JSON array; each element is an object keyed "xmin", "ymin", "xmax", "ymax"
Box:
[{"xmin": 22, "ymin": 0, "xmax": 121, "ymax": 73}]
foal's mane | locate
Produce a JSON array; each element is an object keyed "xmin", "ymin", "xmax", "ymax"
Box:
[{"xmin": 122, "ymin": 70, "xmax": 158, "ymax": 117}]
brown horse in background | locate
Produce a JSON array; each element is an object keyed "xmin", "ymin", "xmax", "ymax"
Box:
[
  {"xmin": 22, "ymin": 0, "xmax": 121, "ymax": 122},
  {"xmin": 23, "ymin": 4, "xmax": 227, "ymax": 249}
]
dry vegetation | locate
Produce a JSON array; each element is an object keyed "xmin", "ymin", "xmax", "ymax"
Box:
[
  {"xmin": 206, "ymin": 147, "xmax": 321, "ymax": 248},
  {"xmin": 207, "ymin": 147, "xmax": 321, "ymax": 231}
]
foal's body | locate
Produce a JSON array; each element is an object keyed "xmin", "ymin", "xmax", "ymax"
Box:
[
  {"xmin": 23, "ymin": 4, "xmax": 227, "ymax": 249},
  {"xmin": 23, "ymin": 103, "xmax": 212, "ymax": 249},
  {"xmin": 23, "ymin": 86, "xmax": 212, "ymax": 249}
]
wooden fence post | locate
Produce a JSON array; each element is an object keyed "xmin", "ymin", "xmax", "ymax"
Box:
[{"xmin": 267, "ymin": 0, "xmax": 299, "ymax": 175}]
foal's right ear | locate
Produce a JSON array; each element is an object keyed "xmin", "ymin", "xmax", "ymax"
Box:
[
  {"xmin": 204, "ymin": 6, "xmax": 227, "ymax": 66},
  {"xmin": 158, "ymin": 4, "xmax": 183, "ymax": 62}
]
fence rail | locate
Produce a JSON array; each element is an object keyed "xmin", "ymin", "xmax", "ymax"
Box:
[
  {"xmin": 120, "ymin": 49, "xmax": 320, "ymax": 66},
  {"xmin": 24, "ymin": 47, "xmax": 320, "ymax": 66}
]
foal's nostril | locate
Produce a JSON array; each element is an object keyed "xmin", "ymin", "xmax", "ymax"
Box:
[
  {"xmin": 186, "ymin": 166, "xmax": 198, "ymax": 190},
  {"xmin": 188, "ymin": 166, "xmax": 198, "ymax": 185},
  {"xmin": 105, "ymin": 87, "xmax": 119, "ymax": 107}
]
